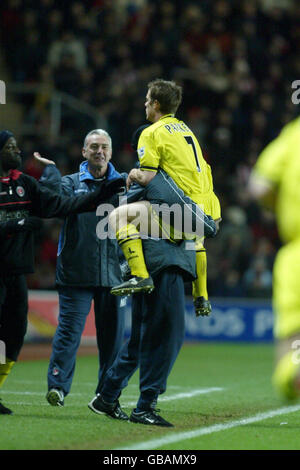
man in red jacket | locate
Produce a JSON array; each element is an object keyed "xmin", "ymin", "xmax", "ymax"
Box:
[{"xmin": 0, "ymin": 130, "xmax": 125, "ymax": 415}]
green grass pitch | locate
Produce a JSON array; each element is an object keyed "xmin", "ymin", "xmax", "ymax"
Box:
[{"xmin": 1, "ymin": 342, "xmax": 300, "ymax": 450}]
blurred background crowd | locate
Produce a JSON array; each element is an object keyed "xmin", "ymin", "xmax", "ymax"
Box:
[{"xmin": 0, "ymin": 0, "xmax": 299, "ymax": 297}]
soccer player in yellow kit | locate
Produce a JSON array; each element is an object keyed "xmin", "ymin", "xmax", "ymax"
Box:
[
  {"xmin": 249, "ymin": 116, "xmax": 300, "ymax": 399},
  {"xmin": 109, "ymin": 79, "xmax": 221, "ymax": 316}
]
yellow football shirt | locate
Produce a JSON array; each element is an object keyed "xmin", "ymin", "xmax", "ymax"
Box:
[
  {"xmin": 137, "ymin": 114, "xmax": 212, "ymax": 205},
  {"xmin": 253, "ymin": 117, "xmax": 300, "ymax": 244}
]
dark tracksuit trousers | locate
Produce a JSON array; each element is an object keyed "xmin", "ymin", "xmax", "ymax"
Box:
[
  {"xmin": 100, "ymin": 268, "xmax": 186, "ymax": 410},
  {"xmin": 0, "ymin": 275, "xmax": 28, "ymax": 362},
  {"xmin": 47, "ymin": 286, "xmax": 125, "ymax": 396}
]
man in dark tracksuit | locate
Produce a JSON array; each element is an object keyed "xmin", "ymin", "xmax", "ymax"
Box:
[
  {"xmin": 88, "ymin": 236, "xmax": 196, "ymax": 427},
  {"xmin": 87, "ymin": 154, "xmax": 196, "ymax": 425},
  {"xmin": 35, "ymin": 129, "xmax": 127, "ymax": 407},
  {"xmin": 0, "ymin": 130, "xmax": 124, "ymax": 415}
]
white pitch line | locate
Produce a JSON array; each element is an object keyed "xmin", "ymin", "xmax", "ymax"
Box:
[
  {"xmin": 2, "ymin": 387, "xmax": 222, "ymax": 399},
  {"xmin": 1, "ymin": 391, "xmax": 46, "ymax": 396},
  {"xmin": 8, "ymin": 380, "xmax": 182, "ymax": 390},
  {"xmin": 124, "ymin": 388, "xmax": 223, "ymax": 407},
  {"xmin": 6, "ymin": 402, "xmax": 87, "ymax": 407},
  {"xmin": 1, "ymin": 391, "xmax": 85, "ymax": 396},
  {"xmin": 8, "ymin": 380, "xmax": 183, "ymax": 390},
  {"xmin": 117, "ymin": 404, "xmax": 300, "ymax": 450},
  {"xmin": 2, "ymin": 387, "xmax": 223, "ymax": 408},
  {"xmin": 7, "ymin": 389, "xmax": 222, "ymax": 408}
]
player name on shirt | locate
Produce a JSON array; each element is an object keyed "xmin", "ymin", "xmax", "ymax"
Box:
[{"xmin": 164, "ymin": 122, "xmax": 191, "ymax": 134}]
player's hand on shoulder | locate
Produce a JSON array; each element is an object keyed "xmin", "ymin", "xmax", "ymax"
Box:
[{"xmin": 126, "ymin": 169, "xmax": 138, "ymax": 190}]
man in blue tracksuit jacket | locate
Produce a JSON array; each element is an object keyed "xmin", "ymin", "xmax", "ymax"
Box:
[{"xmin": 35, "ymin": 129, "xmax": 127, "ymax": 407}]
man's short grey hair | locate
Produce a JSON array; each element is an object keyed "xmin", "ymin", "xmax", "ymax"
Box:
[{"xmin": 83, "ymin": 129, "xmax": 112, "ymax": 149}]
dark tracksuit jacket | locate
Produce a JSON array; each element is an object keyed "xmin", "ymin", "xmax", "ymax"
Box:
[
  {"xmin": 0, "ymin": 168, "xmax": 113, "ymax": 276},
  {"xmin": 0, "ymin": 168, "xmax": 111, "ymax": 361}
]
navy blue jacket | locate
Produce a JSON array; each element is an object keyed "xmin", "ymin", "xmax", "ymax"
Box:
[{"xmin": 40, "ymin": 161, "xmax": 126, "ymax": 287}]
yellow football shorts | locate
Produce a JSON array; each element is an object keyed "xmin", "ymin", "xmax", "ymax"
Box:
[{"xmin": 150, "ymin": 191, "xmax": 221, "ymax": 245}]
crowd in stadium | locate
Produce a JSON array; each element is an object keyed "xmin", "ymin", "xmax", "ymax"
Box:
[{"xmin": 1, "ymin": 0, "xmax": 299, "ymax": 297}]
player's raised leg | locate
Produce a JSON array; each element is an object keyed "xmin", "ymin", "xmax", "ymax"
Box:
[{"xmin": 109, "ymin": 201, "xmax": 154, "ymax": 296}]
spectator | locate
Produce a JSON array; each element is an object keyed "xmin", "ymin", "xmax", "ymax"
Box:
[
  {"xmin": 47, "ymin": 31, "xmax": 87, "ymax": 70},
  {"xmin": 243, "ymin": 258, "xmax": 273, "ymax": 298}
]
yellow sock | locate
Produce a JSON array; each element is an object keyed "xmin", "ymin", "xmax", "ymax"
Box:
[
  {"xmin": 192, "ymin": 246, "xmax": 208, "ymax": 300},
  {"xmin": 0, "ymin": 358, "xmax": 15, "ymax": 388},
  {"xmin": 117, "ymin": 224, "xmax": 149, "ymax": 278}
]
